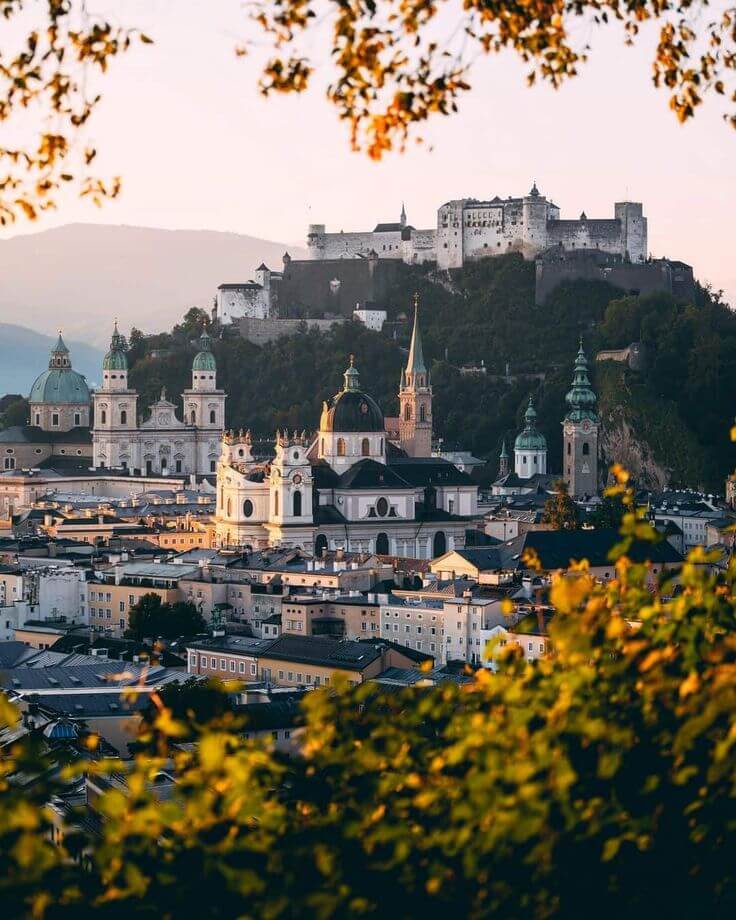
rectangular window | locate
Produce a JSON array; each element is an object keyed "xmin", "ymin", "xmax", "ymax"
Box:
[
  {"xmin": 250, "ymin": 663, "xmax": 257, "ymax": 676},
  {"xmin": 230, "ymin": 661, "xmax": 236, "ymax": 672},
  {"xmin": 201, "ymin": 656, "xmax": 207, "ymax": 668},
  {"xmin": 119, "ymin": 601, "xmax": 125, "ymax": 613},
  {"xmin": 278, "ymin": 670, "xmax": 284, "ymax": 679},
  {"xmin": 239, "ymin": 662, "xmax": 245, "ymax": 673},
  {"xmin": 211, "ymin": 657, "xmax": 217, "ymax": 669},
  {"xmin": 220, "ymin": 658, "xmax": 227, "ymax": 670}
]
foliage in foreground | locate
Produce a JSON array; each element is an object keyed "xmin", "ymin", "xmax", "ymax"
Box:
[{"xmin": 2, "ymin": 485, "xmax": 736, "ymax": 916}]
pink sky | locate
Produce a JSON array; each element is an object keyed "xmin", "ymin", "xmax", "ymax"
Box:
[{"xmin": 2, "ymin": 0, "xmax": 734, "ymax": 304}]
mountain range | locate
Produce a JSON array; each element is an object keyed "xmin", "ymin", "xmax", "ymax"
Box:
[
  {"xmin": 0, "ymin": 223, "xmax": 306, "ymax": 347},
  {"xmin": 0, "ymin": 324, "xmax": 104, "ymax": 396}
]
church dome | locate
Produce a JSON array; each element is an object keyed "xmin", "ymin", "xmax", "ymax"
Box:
[
  {"xmin": 192, "ymin": 329, "xmax": 216, "ymax": 372},
  {"xmin": 102, "ymin": 323, "xmax": 128, "ymax": 371},
  {"xmin": 514, "ymin": 398, "xmax": 547, "ymax": 451},
  {"xmin": 320, "ymin": 357, "xmax": 385, "ymax": 433},
  {"xmin": 29, "ymin": 334, "xmax": 90, "ymax": 406}
]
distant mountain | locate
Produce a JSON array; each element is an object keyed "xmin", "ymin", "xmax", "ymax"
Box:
[
  {"xmin": 0, "ymin": 323, "xmax": 104, "ymax": 397},
  {"xmin": 0, "ymin": 223, "xmax": 306, "ymax": 346}
]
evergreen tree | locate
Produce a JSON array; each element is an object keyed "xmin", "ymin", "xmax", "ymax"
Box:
[{"xmin": 542, "ymin": 479, "xmax": 580, "ymax": 531}]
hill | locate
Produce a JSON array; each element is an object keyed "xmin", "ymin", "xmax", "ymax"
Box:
[
  {"xmin": 0, "ymin": 323, "xmax": 103, "ymax": 396},
  {"xmin": 125, "ymin": 255, "xmax": 735, "ymax": 492},
  {"xmin": 0, "ymin": 223, "xmax": 306, "ymax": 345}
]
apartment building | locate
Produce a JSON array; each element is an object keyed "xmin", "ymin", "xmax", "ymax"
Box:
[{"xmin": 281, "ymin": 593, "xmax": 382, "ymax": 640}]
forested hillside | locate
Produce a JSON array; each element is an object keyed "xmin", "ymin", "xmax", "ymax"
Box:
[{"xmin": 126, "ymin": 256, "xmax": 736, "ymax": 491}]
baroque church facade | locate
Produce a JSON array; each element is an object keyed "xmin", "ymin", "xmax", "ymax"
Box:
[
  {"xmin": 92, "ymin": 326, "xmax": 225, "ymax": 476},
  {"xmin": 215, "ymin": 304, "xmax": 480, "ymax": 557}
]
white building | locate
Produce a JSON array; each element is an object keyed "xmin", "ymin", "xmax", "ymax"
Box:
[
  {"xmin": 216, "ymin": 303, "xmax": 481, "ymax": 557},
  {"xmin": 353, "ymin": 308, "xmax": 387, "ymax": 331},
  {"xmin": 514, "ymin": 398, "xmax": 547, "ymax": 479},
  {"xmin": 92, "ymin": 325, "xmax": 225, "ymax": 477}
]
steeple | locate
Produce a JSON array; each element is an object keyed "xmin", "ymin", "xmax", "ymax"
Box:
[
  {"xmin": 398, "ymin": 294, "xmax": 432, "ymax": 457},
  {"xmin": 565, "ymin": 337, "xmax": 597, "ymax": 422},
  {"xmin": 404, "ymin": 293, "xmax": 428, "ymax": 386},
  {"xmin": 400, "ymin": 202, "xmax": 407, "ymax": 227},
  {"xmin": 499, "ymin": 438, "xmax": 510, "ymax": 477}
]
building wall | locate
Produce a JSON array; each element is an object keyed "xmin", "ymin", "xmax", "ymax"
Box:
[
  {"xmin": 216, "ymin": 285, "xmax": 270, "ymax": 324},
  {"xmin": 563, "ymin": 421, "xmax": 599, "ymax": 498},
  {"xmin": 238, "ymin": 316, "xmax": 344, "ymax": 345},
  {"xmin": 30, "ymin": 402, "xmax": 90, "ymax": 433},
  {"xmin": 86, "ymin": 583, "xmax": 181, "ymax": 635}
]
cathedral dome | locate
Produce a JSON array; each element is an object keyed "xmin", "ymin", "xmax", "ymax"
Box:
[
  {"xmin": 29, "ymin": 334, "xmax": 90, "ymax": 406},
  {"xmin": 319, "ymin": 357, "xmax": 385, "ymax": 433}
]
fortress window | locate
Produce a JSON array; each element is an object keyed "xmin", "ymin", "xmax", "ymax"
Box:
[
  {"xmin": 337, "ymin": 438, "xmax": 346, "ymax": 457},
  {"xmin": 361, "ymin": 438, "xmax": 370, "ymax": 456}
]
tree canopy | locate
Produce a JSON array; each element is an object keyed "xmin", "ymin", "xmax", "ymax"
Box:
[
  {"xmin": 1, "ymin": 0, "xmax": 734, "ymax": 221},
  {"xmin": 126, "ymin": 594, "xmax": 206, "ymax": 641}
]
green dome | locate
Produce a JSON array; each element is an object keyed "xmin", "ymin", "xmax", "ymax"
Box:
[
  {"xmin": 193, "ymin": 330, "xmax": 216, "ymax": 372},
  {"xmin": 29, "ymin": 334, "xmax": 90, "ymax": 405},
  {"xmin": 565, "ymin": 339, "xmax": 598, "ymax": 423},
  {"xmin": 29, "ymin": 367, "xmax": 90, "ymax": 405},
  {"xmin": 514, "ymin": 397, "xmax": 547, "ymax": 452},
  {"xmin": 103, "ymin": 323, "xmax": 128, "ymax": 371}
]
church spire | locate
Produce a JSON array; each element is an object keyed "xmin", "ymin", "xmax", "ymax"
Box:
[
  {"xmin": 565, "ymin": 337, "xmax": 597, "ymax": 422},
  {"xmin": 400, "ymin": 201, "xmax": 407, "ymax": 227},
  {"xmin": 405, "ymin": 293, "xmax": 428, "ymax": 382}
]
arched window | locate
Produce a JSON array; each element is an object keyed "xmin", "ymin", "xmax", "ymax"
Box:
[
  {"xmin": 101, "ymin": 410, "xmax": 107, "ymax": 424},
  {"xmin": 293, "ymin": 490, "xmax": 302, "ymax": 517},
  {"xmin": 190, "ymin": 410, "xmax": 196, "ymax": 425},
  {"xmin": 243, "ymin": 499, "xmax": 254, "ymax": 518},
  {"xmin": 337, "ymin": 438, "xmax": 346, "ymax": 457},
  {"xmin": 376, "ymin": 532, "xmax": 389, "ymax": 555},
  {"xmin": 315, "ymin": 534, "xmax": 328, "ymax": 557},
  {"xmin": 274, "ymin": 491, "xmax": 279, "ymax": 515},
  {"xmin": 226, "ymin": 498, "xmax": 232, "ymax": 517},
  {"xmin": 160, "ymin": 456, "xmax": 167, "ymax": 472},
  {"xmin": 432, "ymin": 531, "xmax": 447, "ymax": 558},
  {"xmin": 567, "ymin": 442, "xmax": 571, "ymax": 455},
  {"xmin": 120, "ymin": 410, "xmax": 127, "ymax": 425},
  {"xmin": 404, "ymin": 404, "xmax": 412, "ymax": 421},
  {"xmin": 361, "ymin": 438, "xmax": 370, "ymax": 456},
  {"xmin": 209, "ymin": 410, "xmax": 216, "ymax": 424},
  {"xmin": 582, "ymin": 442, "xmax": 590, "ymax": 456},
  {"xmin": 419, "ymin": 405, "xmax": 426, "ymax": 423}
]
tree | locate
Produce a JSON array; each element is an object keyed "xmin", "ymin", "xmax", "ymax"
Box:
[
  {"xmin": 173, "ymin": 307, "xmax": 211, "ymax": 341},
  {"xmin": 126, "ymin": 594, "xmax": 205, "ymax": 641},
  {"xmin": 1, "ymin": 1, "xmax": 733, "ymax": 221},
  {"xmin": 0, "ymin": 397, "xmax": 29, "ymax": 429},
  {"xmin": 542, "ymin": 478, "xmax": 580, "ymax": 530},
  {"xmin": 4, "ymin": 478, "xmax": 736, "ymax": 914},
  {"xmin": 136, "ymin": 677, "xmax": 238, "ymax": 753},
  {"xmin": 588, "ymin": 492, "xmax": 627, "ymax": 529}
]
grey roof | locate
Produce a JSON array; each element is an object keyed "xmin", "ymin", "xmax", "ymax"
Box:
[
  {"xmin": 263, "ymin": 635, "xmax": 383, "ymax": 671},
  {"xmin": 1, "ymin": 663, "xmax": 186, "ymax": 693},
  {"xmin": 33, "ymin": 692, "xmax": 153, "ymax": 718}
]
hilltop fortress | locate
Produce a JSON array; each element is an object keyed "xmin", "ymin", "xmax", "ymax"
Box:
[{"xmin": 306, "ymin": 185, "xmax": 648, "ymax": 268}]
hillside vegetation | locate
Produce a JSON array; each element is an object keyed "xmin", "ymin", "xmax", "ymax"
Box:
[{"xmin": 127, "ymin": 256, "xmax": 735, "ymax": 491}]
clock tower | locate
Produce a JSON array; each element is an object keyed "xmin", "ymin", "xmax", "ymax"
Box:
[{"xmin": 563, "ymin": 339, "xmax": 599, "ymax": 498}]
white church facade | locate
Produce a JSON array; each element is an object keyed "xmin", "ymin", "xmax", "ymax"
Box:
[
  {"xmin": 92, "ymin": 326, "xmax": 225, "ymax": 476},
  {"xmin": 215, "ymin": 304, "xmax": 481, "ymax": 557}
]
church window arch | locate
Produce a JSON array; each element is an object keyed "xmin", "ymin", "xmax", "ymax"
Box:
[
  {"xmin": 404, "ymin": 404, "xmax": 412, "ymax": 421},
  {"xmin": 209, "ymin": 410, "xmax": 216, "ymax": 424},
  {"xmin": 293, "ymin": 490, "xmax": 302, "ymax": 517},
  {"xmin": 432, "ymin": 531, "xmax": 447, "ymax": 558},
  {"xmin": 160, "ymin": 456, "xmax": 168, "ymax": 472},
  {"xmin": 226, "ymin": 498, "xmax": 232, "ymax": 517},
  {"xmin": 100, "ymin": 410, "xmax": 107, "ymax": 425},
  {"xmin": 190, "ymin": 410, "xmax": 196, "ymax": 425},
  {"xmin": 274, "ymin": 491, "xmax": 279, "ymax": 516},
  {"xmin": 567, "ymin": 442, "xmax": 571, "ymax": 455},
  {"xmin": 419, "ymin": 405, "xmax": 426, "ymax": 423},
  {"xmin": 582, "ymin": 442, "xmax": 590, "ymax": 456},
  {"xmin": 120, "ymin": 410, "xmax": 127, "ymax": 425},
  {"xmin": 337, "ymin": 438, "xmax": 346, "ymax": 457},
  {"xmin": 361, "ymin": 438, "xmax": 370, "ymax": 457},
  {"xmin": 376, "ymin": 532, "xmax": 389, "ymax": 555},
  {"xmin": 315, "ymin": 533, "xmax": 328, "ymax": 557}
]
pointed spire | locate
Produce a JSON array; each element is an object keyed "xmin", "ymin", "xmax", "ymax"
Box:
[
  {"xmin": 52, "ymin": 332, "xmax": 69, "ymax": 354},
  {"xmin": 400, "ymin": 201, "xmax": 407, "ymax": 227},
  {"xmin": 500, "ymin": 438, "xmax": 509, "ymax": 459},
  {"xmin": 405, "ymin": 293, "xmax": 427, "ymax": 378}
]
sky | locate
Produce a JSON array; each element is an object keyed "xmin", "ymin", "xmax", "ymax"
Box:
[{"xmin": 3, "ymin": 0, "xmax": 734, "ymax": 304}]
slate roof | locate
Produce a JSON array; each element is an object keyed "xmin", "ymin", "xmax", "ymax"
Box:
[
  {"xmin": 261, "ymin": 635, "xmax": 382, "ymax": 671},
  {"xmin": 388, "ymin": 457, "xmax": 474, "ymax": 487},
  {"xmin": 33, "ymin": 692, "xmax": 153, "ymax": 718},
  {"xmin": 500, "ymin": 529, "xmax": 683, "ymax": 570},
  {"xmin": 338, "ymin": 459, "xmax": 411, "ymax": 490}
]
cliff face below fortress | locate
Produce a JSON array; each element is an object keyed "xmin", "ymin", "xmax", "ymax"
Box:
[{"xmin": 596, "ymin": 363, "xmax": 709, "ymax": 491}]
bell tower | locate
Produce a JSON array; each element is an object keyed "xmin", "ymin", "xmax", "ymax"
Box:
[
  {"xmin": 399, "ymin": 294, "xmax": 433, "ymax": 457},
  {"xmin": 269, "ymin": 430, "xmax": 313, "ymax": 526},
  {"xmin": 563, "ymin": 339, "xmax": 599, "ymax": 498}
]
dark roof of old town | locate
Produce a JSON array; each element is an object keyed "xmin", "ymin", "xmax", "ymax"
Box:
[{"xmin": 338, "ymin": 459, "xmax": 411, "ymax": 490}]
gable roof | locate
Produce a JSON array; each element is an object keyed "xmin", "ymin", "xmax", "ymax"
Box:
[{"xmin": 500, "ymin": 528, "xmax": 683, "ymax": 570}]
